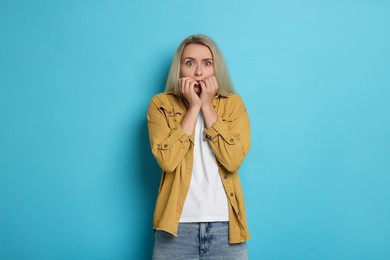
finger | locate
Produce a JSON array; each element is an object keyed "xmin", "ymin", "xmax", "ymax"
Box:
[
  {"xmin": 205, "ymin": 78, "xmax": 213, "ymax": 92},
  {"xmin": 211, "ymin": 76, "xmax": 218, "ymax": 88},
  {"xmin": 207, "ymin": 77, "xmax": 214, "ymax": 88},
  {"xmin": 189, "ymin": 80, "xmax": 199, "ymax": 93},
  {"xmin": 179, "ymin": 78, "xmax": 184, "ymax": 94},
  {"xmin": 179, "ymin": 76, "xmax": 192, "ymax": 82},
  {"xmin": 201, "ymin": 79, "xmax": 210, "ymax": 89},
  {"xmin": 183, "ymin": 79, "xmax": 194, "ymax": 94},
  {"xmin": 184, "ymin": 78, "xmax": 192, "ymax": 90},
  {"xmin": 192, "ymin": 79, "xmax": 199, "ymax": 87},
  {"xmin": 199, "ymin": 80, "xmax": 206, "ymax": 90},
  {"xmin": 208, "ymin": 76, "xmax": 217, "ymax": 92}
]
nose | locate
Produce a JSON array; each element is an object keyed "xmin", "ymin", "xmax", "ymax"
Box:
[{"xmin": 195, "ymin": 65, "xmax": 203, "ymax": 77}]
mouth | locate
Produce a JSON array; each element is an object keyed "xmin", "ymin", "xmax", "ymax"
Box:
[{"xmin": 194, "ymin": 84, "xmax": 201, "ymax": 95}]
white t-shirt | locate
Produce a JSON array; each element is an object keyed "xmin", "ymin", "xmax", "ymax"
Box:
[{"xmin": 179, "ymin": 111, "xmax": 229, "ymax": 222}]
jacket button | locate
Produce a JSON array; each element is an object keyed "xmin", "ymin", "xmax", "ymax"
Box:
[
  {"xmin": 229, "ymin": 138, "xmax": 234, "ymax": 142},
  {"xmin": 163, "ymin": 144, "xmax": 168, "ymax": 148},
  {"xmin": 230, "ymin": 192, "xmax": 234, "ymax": 197},
  {"xmin": 224, "ymin": 175, "xmax": 227, "ymax": 179}
]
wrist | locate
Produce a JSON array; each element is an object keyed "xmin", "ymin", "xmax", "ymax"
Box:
[
  {"xmin": 188, "ymin": 104, "xmax": 201, "ymax": 112},
  {"xmin": 201, "ymin": 102, "xmax": 214, "ymax": 111}
]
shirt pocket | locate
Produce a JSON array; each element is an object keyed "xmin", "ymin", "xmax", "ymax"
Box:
[
  {"xmin": 159, "ymin": 104, "xmax": 184, "ymax": 129},
  {"xmin": 221, "ymin": 113, "xmax": 234, "ymax": 128}
]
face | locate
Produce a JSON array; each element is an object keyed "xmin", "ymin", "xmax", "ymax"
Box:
[{"xmin": 180, "ymin": 43, "xmax": 215, "ymax": 94}]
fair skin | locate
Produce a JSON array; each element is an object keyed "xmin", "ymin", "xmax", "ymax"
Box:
[{"xmin": 179, "ymin": 43, "xmax": 219, "ymax": 135}]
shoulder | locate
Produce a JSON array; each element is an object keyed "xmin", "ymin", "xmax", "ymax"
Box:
[
  {"xmin": 223, "ymin": 93, "xmax": 245, "ymax": 104},
  {"xmin": 219, "ymin": 93, "xmax": 247, "ymax": 112},
  {"xmin": 148, "ymin": 92, "xmax": 182, "ymax": 110},
  {"xmin": 149, "ymin": 92, "xmax": 167, "ymax": 104}
]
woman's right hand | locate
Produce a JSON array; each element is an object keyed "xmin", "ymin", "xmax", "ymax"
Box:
[{"xmin": 179, "ymin": 77, "xmax": 202, "ymax": 109}]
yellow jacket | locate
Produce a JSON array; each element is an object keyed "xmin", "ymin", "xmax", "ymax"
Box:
[{"xmin": 147, "ymin": 91, "xmax": 250, "ymax": 244}]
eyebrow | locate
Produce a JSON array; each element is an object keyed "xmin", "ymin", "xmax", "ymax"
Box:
[{"xmin": 183, "ymin": 57, "xmax": 213, "ymax": 61}]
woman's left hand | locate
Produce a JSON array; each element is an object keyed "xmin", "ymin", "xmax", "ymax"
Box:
[{"xmin": 199, "ymin": 76, "xmax": 218, "ymax": 107}]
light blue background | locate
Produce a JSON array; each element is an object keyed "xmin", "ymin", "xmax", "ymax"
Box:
[{"xmin": 1, "ymin": 0, "xmax": 389, "ymax": 259}]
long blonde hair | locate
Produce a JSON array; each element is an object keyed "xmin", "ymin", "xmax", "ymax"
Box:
[{"xmin": 164, "ymin": 34, "xmax": 236, "ymax": 96}]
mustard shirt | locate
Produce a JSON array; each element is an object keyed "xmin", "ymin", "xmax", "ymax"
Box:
[{"xmin": 147, "ymin": 91, "xmax": 251, "ymax": 244}]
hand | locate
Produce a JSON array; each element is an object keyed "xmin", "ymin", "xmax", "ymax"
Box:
[
  {"xmin": 199, "ymin": 76, "xmax": 218, "ymax": 108},
  {"xmin": 179, "ymin": 77, "xmax": 202, "ymax": 109}
]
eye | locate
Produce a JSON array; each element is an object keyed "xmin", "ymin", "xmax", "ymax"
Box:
[
  {"xmin": 186, "ymin": 60, "xmax": 194, "ymax": 66},
  {"xmin": 203, "ymin": 60, "xmax": 213, "ymax": 66}
]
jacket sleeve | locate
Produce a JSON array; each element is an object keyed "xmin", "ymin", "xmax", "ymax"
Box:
[
  {"xmin": 204, "ymin": 95, "xmax": 250, "ymax": 172},
  {"xmin": 147, "ymin": 96, "xmax": 194, "ymax": 173}
]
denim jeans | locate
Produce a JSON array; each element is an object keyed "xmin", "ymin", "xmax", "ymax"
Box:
[{"xmin": 152, "ymin": 222, "xmax": 248, "ymax": 260}]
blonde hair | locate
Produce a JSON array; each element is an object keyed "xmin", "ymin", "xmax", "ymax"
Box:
[{"xmin": 164, "ymin": 34, "xmax": 236, "ymax": 96}]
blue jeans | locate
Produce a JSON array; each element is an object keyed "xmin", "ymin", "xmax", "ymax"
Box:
[{"xmin": 152, "ymin": 222, "xmax": 248, "ymax": 259}]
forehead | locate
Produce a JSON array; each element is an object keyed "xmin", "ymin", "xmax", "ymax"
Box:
[{"xmin": 182, "ymin": 43, "xmax": 213, "ymax": 59}]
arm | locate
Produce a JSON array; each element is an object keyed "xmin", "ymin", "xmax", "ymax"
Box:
[
  {"xmin": 147, "ymin": 96, "xmax": 194, "ymax": 173},
  {"xmin": 204, "ymin": 95, "xmax": 250, "ymax": 172}
]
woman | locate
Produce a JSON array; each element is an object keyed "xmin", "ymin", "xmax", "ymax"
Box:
[{"xmin": 147, "ymin": 34, "xmax": 250, "ymax": 259}]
